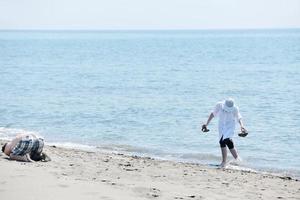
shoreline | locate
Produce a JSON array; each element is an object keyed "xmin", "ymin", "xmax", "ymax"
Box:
[
  {"xmin": 1, "ymin": 139, "xmax": 299, "ymax": 200},
  {"xmin": 31, "ymin": 141, "xmax": 300, "ymax": 180},
  {"xmin": 2, "ymin": 137, "xmax": 300, "ymax": 180}
]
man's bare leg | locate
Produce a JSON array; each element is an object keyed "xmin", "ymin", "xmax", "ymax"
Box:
[
  {"xmin": 229, "ymin": 148, "xmax": 239, "ymax": 159},
  {"xmin": 220, "ymin": 147, "xmax": 227, "ymax": 167}
]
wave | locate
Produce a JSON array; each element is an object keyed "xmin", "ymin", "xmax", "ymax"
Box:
[
  {"xmin": 0, "ymin": 126, "xmax": 42, "ymax": 140},
  {"xmin": 46, "ymin": 142, "xmax": 97, "ymax": 152}
]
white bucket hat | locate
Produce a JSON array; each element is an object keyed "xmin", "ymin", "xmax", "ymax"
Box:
[{"xmin": 223, "ymin": 98, "xmax": 235, "ymax": 112}]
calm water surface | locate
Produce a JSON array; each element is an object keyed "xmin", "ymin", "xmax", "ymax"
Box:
[{"xmin": 0, "ymin": 30, "xmax": 299, "ymax": 177}]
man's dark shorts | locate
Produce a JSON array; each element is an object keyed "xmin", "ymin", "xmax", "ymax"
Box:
[{"xmin": 219, "ymin": 136, "xmax": 234, "ymax": 149}]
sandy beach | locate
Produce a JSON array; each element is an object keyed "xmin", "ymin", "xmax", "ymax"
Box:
[{"xmin": 0, "ymin": 140, "xmax": 299, "ymax": 200}]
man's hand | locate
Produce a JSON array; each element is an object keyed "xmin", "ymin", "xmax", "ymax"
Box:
[
  {"xmin": 241, "ymin": 127, "xmax": 247, "ymax": 132},
  {"xmin": 238, "ymin": 127, "xmax": 248, "ymax": 137},
  {"xmin": 201, "ymin": 124, "xmax": 210, "ymax": 132}
]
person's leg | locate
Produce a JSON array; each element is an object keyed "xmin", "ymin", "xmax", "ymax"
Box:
[
  {"xmin": 10, "ymin": 153, "xmax": 33, "ymax": 162},
  {"xmin": 229, "ymin": 148, "xmax": 238, "ymax": 159},
  {"xmin": 30, "ymin": 138, "xmax": 44, "ymax": 161},
  {"xmin": 220, "ymin": 147, "xmax": 227, "ymax": 167},
  {"xmin": 224, "ymin": 138, "xmax": 239, "ymax": 159},
  {"xmin": 219, "ymin": 137, "xmax": 227, "ymax": 167}
]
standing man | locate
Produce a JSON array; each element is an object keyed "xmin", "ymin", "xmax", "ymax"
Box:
[{"xmin": 202, "ymin": 98, "xmax": 247, "ymax": 167}]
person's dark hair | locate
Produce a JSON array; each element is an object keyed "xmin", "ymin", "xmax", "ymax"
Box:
[
  {"xmin": 30, "ymin": 152, "xmax": 43, "ymax": 161},
  {"xmin": 2, "ymin": 143, "xmax": 7, "ymax": 153},
  {"xmin": 30, "ymin": 152, "xmax": 51, "ymax": 162}
]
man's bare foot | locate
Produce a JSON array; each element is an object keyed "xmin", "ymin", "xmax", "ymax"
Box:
[{"xmin": 220, "ymin": 162, "xmax": 227, "ymax": 168}]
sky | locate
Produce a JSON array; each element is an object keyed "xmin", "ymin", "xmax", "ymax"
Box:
[{"xmin": 0, "ymin": 0, "xmax": 299, "ymax": 30}]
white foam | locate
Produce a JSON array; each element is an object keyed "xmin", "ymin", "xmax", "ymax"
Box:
[
  {"xmin": 222, "ymin": 157, "xmax": 258, "ymax": 173},
  {"xmin": 46, "ymin": 142, "xmax": 97, "ymax": 152},
  {"xmin": 0, "ymin": 127, "xmax": 42, "ymax": 141},
  {"xmin": 226, "ymin": 164, "xmax": 257, "ymax": 173}
]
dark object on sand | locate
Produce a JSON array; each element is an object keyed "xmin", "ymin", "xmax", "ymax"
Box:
[
  {"xmin": 2, "ymin": 143, "xmax": 7, "ymax": 153},
  {"xmin": 201, "ymin": 124, "xmax": 210, "ymax": 132},
  {"xmin": 30, "ymin": 152, "xmax": 51, "ymax": 162}
]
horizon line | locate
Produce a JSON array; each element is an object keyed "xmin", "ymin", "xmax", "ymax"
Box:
[{"xmin": 0, "ymin": 27, "xmax": 300, "ymax": 32}]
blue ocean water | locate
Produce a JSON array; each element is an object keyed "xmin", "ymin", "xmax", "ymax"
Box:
[{"xmin": 0, "ymin": 30, "xmax": 299, "ymax": 177}]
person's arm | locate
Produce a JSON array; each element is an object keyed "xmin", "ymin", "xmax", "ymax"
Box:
[
  {"xmin": 202, "ymin": 103, "xmax": 220, "ymax": 132},
  {"xmin": 238, "ymin": 118, "xmax": 247, "ymax": 132},
  {"xmin": 238, "ymin": 118, "xmax": 243, "ymax": 128},
  {"xmin": 205, "ymin": 113, "xmax": 214, "ymax": 126},
  {"xmin": 201, "ymin": 113, "xmax": 214, "ymax": 132},
  {"xmin": 234, "ymin": 107, "xmax": 246, "ymax": 132},
  {"xmin": 9, "ymin": 153, "xmax": 34, "ymax": 162}
]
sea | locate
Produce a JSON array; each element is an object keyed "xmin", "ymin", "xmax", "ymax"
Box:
[{"xmin": 0, "ymin": 29, "xmax": 299, "ymax": 178}]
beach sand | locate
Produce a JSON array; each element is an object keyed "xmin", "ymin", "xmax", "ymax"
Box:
[{"xmin": 0, "ymin": 140, "xmax": 299, "ymax": 200}]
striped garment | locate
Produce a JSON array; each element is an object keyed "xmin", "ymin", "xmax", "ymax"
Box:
[{"xmin": 11, "ymin": 136, "xmax": 44, "ymax": 156}]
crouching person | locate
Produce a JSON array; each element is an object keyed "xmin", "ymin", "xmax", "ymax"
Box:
[{"xmin": 2, "ymin": 133, "xmax": 50, "ymax": 162}]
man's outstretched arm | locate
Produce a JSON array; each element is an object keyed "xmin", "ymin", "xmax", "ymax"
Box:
[{"xmin": 205, "ymin": 113, "xmax": 214, "ymax": 126}]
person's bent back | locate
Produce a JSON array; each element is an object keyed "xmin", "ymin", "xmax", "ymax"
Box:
[{"xmin": 2, "ymin": 133, "xmax": 46, "ymax": 162}]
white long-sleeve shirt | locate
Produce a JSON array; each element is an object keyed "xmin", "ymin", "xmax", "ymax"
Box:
[{"xmin": 212, "ymin": 102, "xmax": 242, "ymax": 140}]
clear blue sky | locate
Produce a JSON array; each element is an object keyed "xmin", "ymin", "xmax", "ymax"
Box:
[{"xmin": 0, "ymin": 0, "xmax": 299, "ymax": 30}]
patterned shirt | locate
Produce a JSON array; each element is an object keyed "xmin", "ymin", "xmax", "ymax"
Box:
[{"xmin": 11, "ymin": 135, "xmax": 44, "ymax": 156}]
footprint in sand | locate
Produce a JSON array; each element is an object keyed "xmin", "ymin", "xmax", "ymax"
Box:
[
  {"xmin": 58, "ymin": 184, "xmax": 69, "ymax": 188},
  {"xmin": 174, "ymin": 195, "xmax": 202, "ymax": 200},
  {"xmin": 148, "ymin": 188, "xmax": 161, "ymax": 198},
  {"xmin": 132, "ymin": 187, "xmax": 161, "ymax": 198}
]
